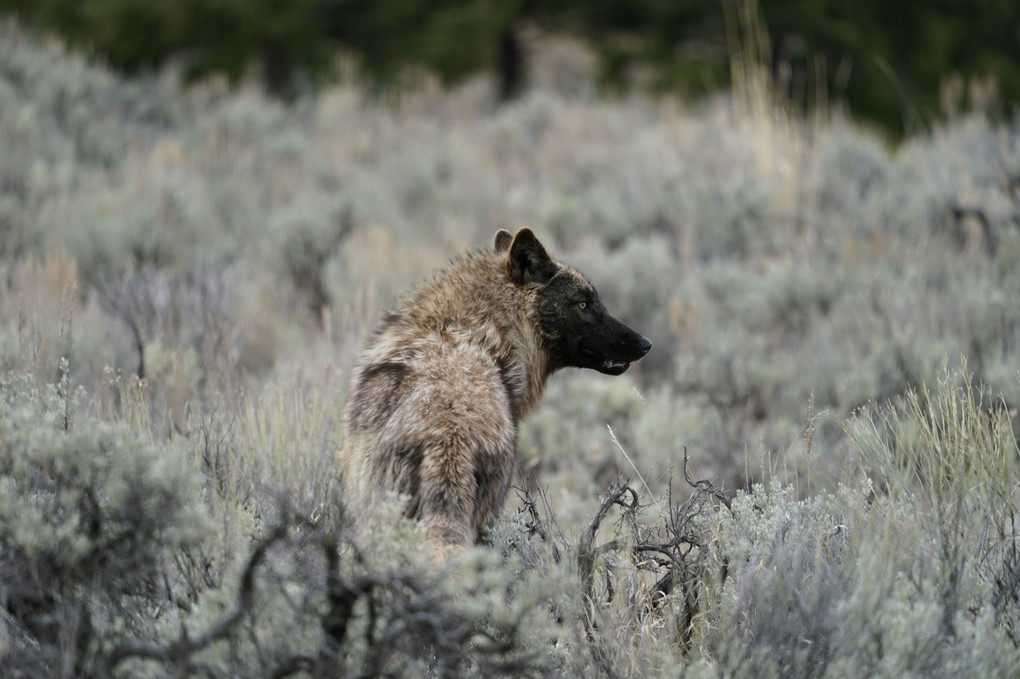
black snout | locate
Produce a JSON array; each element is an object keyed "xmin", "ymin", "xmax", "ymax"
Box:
[{"xmin": 585, "ymin": 322, "xmax": 652, "ymax": 376}]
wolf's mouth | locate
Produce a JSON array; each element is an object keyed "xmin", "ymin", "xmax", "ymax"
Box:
[{"xmin": 597, "ymin": 359, "xmax": 631, "ymax": 376}]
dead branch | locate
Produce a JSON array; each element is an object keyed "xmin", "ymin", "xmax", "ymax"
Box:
[
  {"xmin": 683, "ymin": 447, "xmax": 732, "ymax": 510},
  {"xmin": 105, "ymin": 523, "xmax": 289, "ymax": 675}
]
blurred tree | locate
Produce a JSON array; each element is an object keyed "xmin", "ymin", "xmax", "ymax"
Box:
[
  {"xmin": 760, "ymin": 0, "xmax": 1020, "ymax": 133},
  {"xmin": 0, "ymin": 0, "xmax": 328, "ymax": 95},
  {"xmin": 556, "ymin": 0, "xmax": 728, "ymax": 94},
  {"xmin": 0, "ymin": 0, "xmax": 1017, "ymax": 133},
  {"xmin": 318, "ymin": 0, "xmax": 523, "ymax": 98},
  {"xmin": 317, "ymin": 0, "xmax": 724, "ymax": 100}
]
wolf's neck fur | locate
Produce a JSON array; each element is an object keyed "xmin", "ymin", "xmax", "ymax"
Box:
[{"xmin": 401, "ymin": 250, "xmax": 553, "ymax": 424}]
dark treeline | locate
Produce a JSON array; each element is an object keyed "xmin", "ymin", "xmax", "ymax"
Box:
[{"xmin": 2, "ymin": 0, "xmax": 1017, "ymax": 134}]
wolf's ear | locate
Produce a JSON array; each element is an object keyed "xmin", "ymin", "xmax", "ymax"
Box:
[
  {"xmin": 494, "ymin": 229, "xmax": 513, "ymax": 253},
  {"xmin": 506, "ymin": 228, "xmax": 558, "ymax": 285}
]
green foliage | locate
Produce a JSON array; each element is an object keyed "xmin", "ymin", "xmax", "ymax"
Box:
[
  {"xmin": 326, "ymin": 0, "xmax": 521, "ymax": 87},
  {"xmin": 4, "ymin": 0, "xmax": 1020, "ymax": 132},
  {"xmin": 0, "ymin": 0, "xmax": 327, "ymax": 93},
  {"xmin": 760, "ymin": 0, "xmax": 1020, "ymax": 134}
]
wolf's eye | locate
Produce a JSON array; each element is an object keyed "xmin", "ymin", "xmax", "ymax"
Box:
[{"xmin": 579, "ymin": 301, "xmax": 587, "ymax": 310}]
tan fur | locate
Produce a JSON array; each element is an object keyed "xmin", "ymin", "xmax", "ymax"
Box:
[{"xmin": 342, "ymin": 230, "xmax": 553, "ymax": 552}]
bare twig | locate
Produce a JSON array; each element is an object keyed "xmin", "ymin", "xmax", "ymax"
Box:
[
  {"xmin": 683, "ymin": 447, "xmax": 732, "ymax": 510},
  {"xmin": 107, "ymin": 523, "xmax": 288, "ymax": 673}
]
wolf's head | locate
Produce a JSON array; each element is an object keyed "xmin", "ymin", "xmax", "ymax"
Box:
[{"xmin": 496, "ymin": 228, "xmax": 651, "ymax": 375}]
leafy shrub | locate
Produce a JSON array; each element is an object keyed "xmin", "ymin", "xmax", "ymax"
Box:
[{"xmin": 0, "ymin": 363, "xmax": 208, "ymax": 676}]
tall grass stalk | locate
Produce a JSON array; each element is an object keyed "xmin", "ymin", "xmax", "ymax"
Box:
[{"xmin": 848, "ymin": 359, "xmax": 1019, "ymax": 532}]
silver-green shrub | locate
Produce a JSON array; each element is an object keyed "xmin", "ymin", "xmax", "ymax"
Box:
[{"xmin": 0, "ymin": 364, "xmax": 207, "ymax": 676}]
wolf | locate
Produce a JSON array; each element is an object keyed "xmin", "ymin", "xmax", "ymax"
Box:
[{"xmin": 342, "ymin": 228, "xmax": 651, "ymax": 554}]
